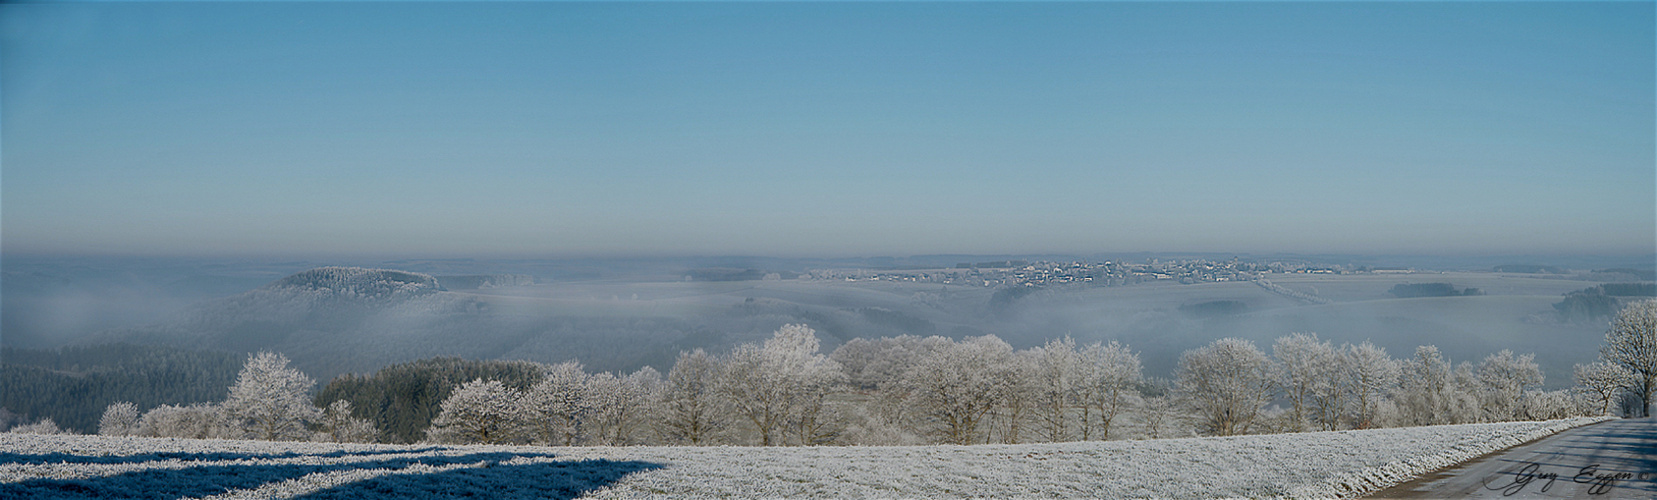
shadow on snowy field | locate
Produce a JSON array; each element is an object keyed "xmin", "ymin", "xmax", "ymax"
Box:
[
  {"xmin": 0, "ymin": 447, "xmax": 451, "ymax": 466},
  {"xmin": 0, "ymin": 450, "xmax": 660, "ymax": 500},
  {"xmin": 291, "ymin": 458, "xmax": 662, "ymax": 500}
]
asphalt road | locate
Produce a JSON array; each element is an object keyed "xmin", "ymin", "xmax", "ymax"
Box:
[{"xmin": 1369, "ymin": 417, "xmax": 1656, "ymax": 499}]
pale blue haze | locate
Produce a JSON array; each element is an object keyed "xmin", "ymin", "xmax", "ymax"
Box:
[{"xmin": 3, "ymin": 2, "xmax": 1652, "ymax": 257}]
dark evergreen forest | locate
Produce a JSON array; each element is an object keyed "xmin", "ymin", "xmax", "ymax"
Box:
[
  {"xmin": 1, "ymin": 344, "xmax": 244, "ymax": 433},
  {"xmin": 314, "ymin": 357, "xmax": 546, "ymax": 443}
]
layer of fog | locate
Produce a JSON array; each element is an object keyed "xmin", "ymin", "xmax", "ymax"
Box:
[{"xmin": 3, "ymin": 255, "xmax": 1650, "ymax": 388}]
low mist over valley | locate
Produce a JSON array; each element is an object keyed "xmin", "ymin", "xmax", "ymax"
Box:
[{"xmin": 6, "ymin": 254, "xmax": 1651, "ymax": 387}]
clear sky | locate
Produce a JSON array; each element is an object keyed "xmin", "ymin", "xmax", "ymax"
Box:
[{"xmin": 3, "ymin": 2, "xmax": 1652, "ymax": 258}]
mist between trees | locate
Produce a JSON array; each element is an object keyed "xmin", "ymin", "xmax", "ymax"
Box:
[{"xmin": 15, "ymin": 299, "xmax": 1653, "ymax": 447}]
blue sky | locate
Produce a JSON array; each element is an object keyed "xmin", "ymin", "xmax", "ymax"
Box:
[{"xmin": 3, "ymin": 2, "xmax": 1652, "ymax": 258}]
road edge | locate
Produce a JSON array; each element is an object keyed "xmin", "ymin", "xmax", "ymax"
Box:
[{"xmin": 1286, "ymin": 416, "xmax": 1616, "ymax": 499}]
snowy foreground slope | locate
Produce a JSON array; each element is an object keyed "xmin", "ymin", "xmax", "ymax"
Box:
[{"xmin": 1, "ymin": 417, "xmax": 1608, "ymax": 499}]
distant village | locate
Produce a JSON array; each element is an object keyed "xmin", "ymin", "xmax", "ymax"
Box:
[{"xmin": 802, "ymin": 258, "xmax": 1389, "ymax": 288}]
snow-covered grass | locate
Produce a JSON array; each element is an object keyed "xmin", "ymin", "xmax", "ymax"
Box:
[{"xmin": 1, "ymin": 417, "xmax": 1610, "ymax": 499}]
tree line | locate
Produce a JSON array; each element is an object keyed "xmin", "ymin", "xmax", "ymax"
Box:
[
  {"xmin": 10, "ymin": 299, "xmax": 1654, "ymax": 446},
  {"xmin": 84, "ymin": 351, "xmax": 377, "ymax": 443},
  {"xmin": 414, "ymin": 299, "xmax": 1653, "ymax": 446}
]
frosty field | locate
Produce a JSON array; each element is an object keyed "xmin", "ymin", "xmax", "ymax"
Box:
[{"xmin": 1, "ymin": 417, "xmax": 1609, "ymax": 499}]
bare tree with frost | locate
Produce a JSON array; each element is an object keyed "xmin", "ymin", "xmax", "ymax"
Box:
[
  {"xmin": 1601, "ymin": 298, "xmax": 1657, "ymax": 417},
  {"xmin": 426, "ymin": 378, "xmax": 526, "ymax": 444},
  {"xmin": 1347, "ymin": 342, "xmax": 1399, "ymax": 429},
  {"xmin": 222, "ymin": 351, "xmax": 322, "ymax": 441},
  {"xmin": 657, "ymin": 349, "xmax": 726, "ymax": 444},
  {"xmin": 782, "ymin": 343, "xmax": 852, "ymax": 447},
  {"xmin": 524, "ymin": 361, "xmax": 594, "ymax": 445},
  {"xmin": 1306, "ymin": 342, "xmax": 1358, "ymax": 431},
  {"xmin": 1138, "ymin": 394, "xmax": 1185, "ymax": 439},
  {"xmin": 838, "ymin": 398, "xmax": 919, "ymax": 446},
  {"xmin": 1396, "ymin": 345, "xmax": 1456, "ymax": 425},
  {"xmin": 896, "ymin": 335, "xmax": 1021, "ymax": 444},
  {"xmin": 1273, "ymin": 333, "xmax": 1327, "ymax": 432},
  {"xmin": 1177, "ymin": 338, "xmax": 1275, "ymax": 436},
  {"xmin": 833, "ymin": 335, "xmax": 953, "ymax": 392},
  {"xmin": 1450, "ymin": 361, "xmax": 1485, "ymax": 423},
  {"xmin": 1575, "ymin": 360, "xmax": 1634, "ymax": 416},
  {"xmin": 1075, "ymin": 340, "xmax": 1141, "ymax": 440},
  {"xmin": 99, "ymin": 402, "xmax": 140, "ymax": 436},
  {"xmin": 1521, "ymin": 389, "xmax": 1581, "ymax": 420},
  {"xmin": 787, "ymin": 385, "xmax": 846, "ymax": 446},
  {"xmin": 1476, "ymin": 350, "xmax": 1543, "ymax": 422},
  {"xmin": 782, "ymin": 331, "xmax": 850, "ymax": 447},
  {"xmin": 718, "ymin": 324, "xmax": 845, "ymax": 446},
  {"xmin": 138, "ymin": 403, "xmax": 230, "ymax": 439},
  {"xmin": 990, "ymin": 351, "xmax": 1038, "ymax": 444},
  {"xmin": 587, "ymin": 367, "xmax": 660, "ymax": 446},
  {"xmin": 720, "ymin": 332, "xmax": 787, "ymax": 445},
  {"xmin": 317, "ymin": 400, "xmax": 379, "ymax": 443},
  {"xmin": 8, "ymin": 418, "xmax": 63, "ymax": 435},
  {"xmin": 1031, "ymin": 337, "xmax": 1081, "ymax": 442}
]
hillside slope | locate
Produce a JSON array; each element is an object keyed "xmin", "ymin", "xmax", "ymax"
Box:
[
  {"xmin": 96, "ymin": 267, "xmax": 695, "ymax": 380},
  {"xmin": 91, "ymin": 267, "xmax": 992, "ymax": 381}
]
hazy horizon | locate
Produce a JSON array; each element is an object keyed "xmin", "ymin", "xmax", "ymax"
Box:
[{"xmin": 4, "ymin": 2, "xmax": 1653, "ymax": 258}]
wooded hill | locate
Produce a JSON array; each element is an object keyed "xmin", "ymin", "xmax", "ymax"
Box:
[{"xmin": 0, "ymin": 344, "xmax": 243, "ymax": 433}]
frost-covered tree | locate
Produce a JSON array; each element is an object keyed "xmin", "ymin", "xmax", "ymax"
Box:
[
  {"xmin": 831, "ymin": 337, "xmax": 887, "ymax": 391},
  {"xmin": 788, "ymin": 389, "xmax": 846, "ymax": 446},
  {"xmin": 1274, "ymin": 333, "xmax": 1336, "ymax": 432},
  {"xmin": 426, "ymin": 378, "xmax": 526, "ymax": 444},
  {"xmin": 1138, "ymin": 395, "xmax": 1185, "ymax": 440},
  {"xmin": 895, "ymin": 335, "xmax": 1022, "ymax": 444},
  {"xmin": 1396, "ymin": 345, "xmax": 1457, "ymax": 426},
  {"xmin": 720, "ymin": 334, "xmax": 787, "ymax": 446},
  {"xmin": 990, "ymin": 351, "xmax": 1038, "ymax": 444},
  {"xmin": 1347, "ymin": 342, "xmax": 1399, "ymax": 429},
  {"xmin": 832, "ymin": 335, "xmax": 951, "ymax": 391},
  {"xmin": 1369, "ymin": 397, "xmax": 1404, "ymax": 428},
  {"xmin": 1305, "ymin": 343, "xmax": 1358, "ymax": 432},
  {"xmin": 587, "ymin": 367, "xmax": 660, "ymax": 446},
  {"xmin": 1030, "ymin": 337, "xmax": 1080, "ymax": 442},
  {"xmin": 1177, "ymin": 338, "xmax": 1276, "ymax": 436},
  {"xmin": 1075, "ymin": 340, "xmax": 1141, "ymax": 440},
  {"xmin": 138, "ymin": 403, "xmax": 230, "ymax": 439},
  {"xmin": 1476, "ymin": 350, "xmax": 1543, "ymax": 422},
  {"xmin": 222, "ymin": 352, "xmax": 322, "ymax": 441},
  {"xmin": 1454, "ymin": 362, "xmax": 1485, "ymax": 422},
  {"xmin": 719, "ymin": 324, "xmax": 846, "ymax": 446},
  {"xmin": 787, "ymin": 376, "xmax": 849, "ymax": 447},
  {"xmin": 1521, "ymin": 389, "xmax": 1581, "ymax": 420},
  {"xmin": 524, "ymin": 361, "xmax": 594, "ymax": 445},
  {"xmin": 1600, "ymin": 299, "xmax": 1657, "ymax": 417},
  {"xmin": 317, "ymin": 400, "xmax": 379, "ymax": 443},
  {"xmin": 656, "ymin": 349, "xmax": 726, "ymax": 445},
  {"xmin": 838, "ymin": 398, "xmax": 920, "ymax": 446},
  {"xmin": 9, "ymin": 418, "xmax": 63, "ymax": 435},
  {"xmin": 1575, "ymin": 360, "xmax": 1634, "ymax": 416},
  {"xmin": 99, "ymin": 402, "xmax": 140, "ymax": 436}
]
